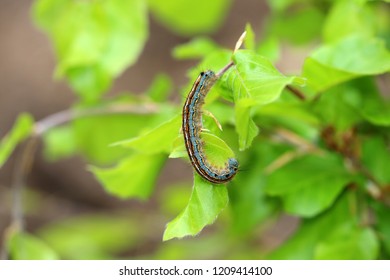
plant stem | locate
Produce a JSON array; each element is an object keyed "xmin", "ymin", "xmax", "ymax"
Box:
[
  {"xmin": 34, "ymin": 103, "xmax": 159, "ymax": 135},
  {"xmin": 216, "ymin": 61, "xmax": 235, "ymax": 78},
  {"xmin": 286, "ymin": 85, "xmax": 306, "ymax": 100}
]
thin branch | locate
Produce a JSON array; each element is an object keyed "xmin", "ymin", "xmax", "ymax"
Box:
[
  {"xmin": 216, "ymin": 61, "xmax": 235, "ymax": 78},
  {"xmin": 1, "ymin": 137, "xmax": 38, "ymax": 260},
  {"xmin": 34, "ymin": 103, "xmax": 159, "ymax": 136},
  {"xmin": 286, "ymin": 85, "xmax": 306, "ymax": 101}
]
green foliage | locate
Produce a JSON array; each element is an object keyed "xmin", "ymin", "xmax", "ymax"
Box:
[
  {"xmin": 33, "ymin": 0, "xmax": 148, "ymax": 102},
  {"xmin": 163, "ymin": 175, "xmax": 228, "ymax": 241},
  {"xmin": 303, "ymin": 35, "xmax": 390, "ymax": 91},
  {"xmin": 148, "ymin": 0, "xmax": 232, "ymax": 36},
  {"xmin": 269, "ymin": 194, "xmax": 380, "ymax": 260},
  {"xmin": 8, "ymin": 232, "xmax": 58, "ymax": 260},
  {"xmin": 265, "ymin": 153, "xmax": 355, "ymax": 217},
  {"xmin": 2, "ymin": 0, "xmax": 390, "ymax": 260},
  {"xmin": 37, "ymin": 215, "xmax": 141, "ymax": 259},
  {"xmin": 0, "ymin": 113, "xmax": 34, "ymax": 168},
  {"xmin": 91, "ymin": 153, "xmax": 165, "ymax": 199},
  {"xmin": 226, "ymin": 50, "xmax": 305, "ymax": 150}
]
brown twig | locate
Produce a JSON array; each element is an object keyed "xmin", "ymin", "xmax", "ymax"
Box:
[
  {"xmin": 216, "ymin": 61, "xmax": 235, "ymax": 78},
  {"xmin": 286, "ymin": 85, "xmax": 306, "ymax": 101},
  {"xmin": 34, "ymin": 103, "xmax": 159, "ymax": 136}
]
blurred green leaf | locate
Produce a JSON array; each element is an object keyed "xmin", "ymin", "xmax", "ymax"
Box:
[
  {"xmin": 313, "ymin": 85, "xmax": 362, "ymax": 131},
  {"xmin": 360, "ymin": 89, "xmax": 390, "ymax": 127},
  {"xmin": 229, "ymin": 141, "xmax": 282, "ymax": 234},
  {"xmin": 160, "ymin": 183, "xmax": 193, "ymax": 216},
  {"xmin": 265, "ymin": 153, "xmax": 353, "ymax": 217},
  {"xmin": 244, "ymin": 23, "xmax": 255, "ymax": 50},
  {"xmin": 38, "ymin": 215, "xmax": 140, "ymax": 259},
  {"xmin": 69, "ymin": 101, "xmax": 175, "ymax": 164},
  {"xmin": 43, "ymin": 107, "xmax": 174, "ymax": 164},
  {"xmin": 303, "ymin": 35, "xmax": 390, "ymax": 91},
  {"xmin": 333, "ymin": 77, "xmax": 390, "ymax": 127},
  {"xmin": 314, "ymin": 225, "xmax": 379, "ymax": 260},
  {"xmin": 266, "ymin": 0, "xmax": 306, "ymax": 13},
  {"xmin": 148, "ymin": 0, "xmax": 232, "ymax": 36},
  {"xmin": 361, "ymin": 136, "xmax": 390, "ymax": 185},
  {"xmin": 256, "ymin": 101, "xmax": 319, "ymax": 140},
  {"xmin": 33, "ymin": 0, "xmax": 148, "ymax": 102},
  {"xmin": 269, "ymin": 193, "xmax": 359, "ymax": 259},
  {"xmin": 172, "ymin": 37, "xmax": 219, "ymax": 60},
  {"xmin": 169, "ymin": 135, "xmax": 186, "ymax": 159},
  {"xmin": 375, "ymin": 204, "xmax": 390, "ymax": 256},
  {"xmin": 234, "ymin": 98, "xmax": 259, "ymax": 151},
  {"xmin": 0, "ymin": 113, "xmax": 34, "ymax": 168},
  {"xmin": 256, "ymin": 36, "xmax": 280, "ymax": 63},
  {"xmin": 90, "ymin": 153, "xmax": 165, "ymax": 199},
  {"xmin": 227, "ymin": 50, "xmax": 304, "ymax": 150},
  {"xmin": 323, "ymin": 0, "xmax": 380, "ymax": 43},
  {"xmin": 163, "ymin": 174, "xmax": 229, "ymax": 241},
  {"xmin": 270, "ymin": 6, "xmax": 324, "ymax": 44},
  {"xmin": 146, "ymin": 74, "xmax": 173, "ymax": 102},
  {"xmin": 8, "ymin": 232, "xmax": 58, "ymax": 260},
  {"xmin": 114, "ymin": 115, "xmax": 181, "ymax": 154},
  {"xmin": 42, "ymin": 125, "xmax": 77, "ymax": 161}
]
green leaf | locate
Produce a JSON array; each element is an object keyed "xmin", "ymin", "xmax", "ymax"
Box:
[
  {"xmin": 361, "ymin": 137, "xmax": 390, "ymax": 185},
  {"xmin": 70, "ymin": 102, "xmax": 175, "ymax": 164},
  {"xmin": 148, "ymin": 0, "xmax": 232, "ymax": 36},
  {"xmin": 256, "ymin": 101, "xmax": 319, "ymax": 140},
  {"xmin": 360, "ymin": 88, "xmax": 390, "ymax": 127},
  {"xmin": 323, "ymin": 0, "xmax": 380, "ymax": 43},
  {"xmin": 114, "ymin": 115, "xmax": 181, "ymax": 154},
  {"xmin": 269, "ymin": 193, "xmax": 359, "ymax": 259},
  {"xmin": 266, "ymin": 0, "xmax": 301, "ymax": 13},
  {"xmin": 0, "ymin": 113, "xmax": 34, "ymax": 168},
  {"xmin": 231, "ymin": 50, "xmax": 304, "ymax": 103},
  {"xmin": 256, "ymin": 36, "xmax": 280, "ymax": 63},
  {"xmin": 314, "ymin": 225, "xmax": 379, "ymax": 260},
  {"xmin": 200, "ymin": 132, "xmax": 236, "ymax": 167},
  {"xmin": 375, "ymin": 204, "xmax": 390, "ymax": 256},
  {"xmin": 146, "ymin": 74, "xmax": 173, "ymax": 102},
  {"xmin": 244, "ymin": 23, "xmax": 255, "ymax": 50},
  {"xmin": 265, "ymin": 153, "xmax": 353, "ymax": 217},
  {"xmin": 226, "ymin": 50, "xmax": 303, "ymax": 150},
  {"xmin": 90, "ymin": 153, "xmax": 165, "ymax": 199},
  {"xmin": 38, "ymin": 215, "xmax": 140, "ymax": 259},
  {"xmin": 8, "ymin": 232, "xmax": 58, "ymax": 260},
  {"xmin": 42, "ymin": 125, "xmax": 77, "ymax": 161},
  {"xmin": 163, "ymin": 174, "xmax": 228, "ymax": 241},
  {"xmin": 313, "ymin": 85, "xmax": 362, "ymax": 131},
  {"xmin": 235, "ymin": 98, "xmax": 259, "ymax": 151},
  {"xmin": 169, "ymin": 131, "xmax": 237, "ymax": 171},
  {"xmin": 303, "ymin": 35, "xmax": 390, "ymax": 92},
  {"xmin": 229, "ymin": 141, "xmax": 281, "ymax": 234},
  {"xmin": 339, "ymin": 77, "xmax": 390, "ymax": 127},
  {"xmin": 269, "ymin": 6, "xmax": 325, "ymax": 44},
  {"xmin": 172, "ymin": 37, "xmax": 219, "ymax": 60},
  {"xmin": 33, "ymin": 0, "xmax": 148, "ymax": 102},
  {"xmin": 169, "ymin": 136, "xmax": 186, "ymax": 159}
]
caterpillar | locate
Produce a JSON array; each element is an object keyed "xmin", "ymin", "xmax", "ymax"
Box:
[{"xmin": 182, "ymin": 70, "xmax": 238, "ymax": 184}]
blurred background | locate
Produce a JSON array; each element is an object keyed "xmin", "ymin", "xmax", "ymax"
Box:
[
  {"xmin": 1, "ymin": 0, "xmax": 388, "ymax": 259},
  {"xmin": 0, "ymin": 0, "xmax": 299, "ymax": 259}
]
